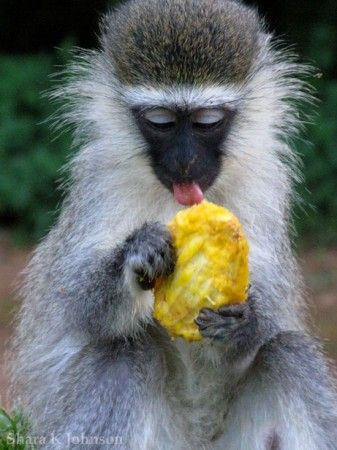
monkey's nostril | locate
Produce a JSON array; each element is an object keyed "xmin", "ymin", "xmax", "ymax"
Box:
[{"xmin": 175, "ymin": 153, "xmax": 198, "ymax": 178}]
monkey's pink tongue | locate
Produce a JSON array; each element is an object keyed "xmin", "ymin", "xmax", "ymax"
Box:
[{"xmin": 173, "ymin": 183, "xmax": 204, "ymax": 206}]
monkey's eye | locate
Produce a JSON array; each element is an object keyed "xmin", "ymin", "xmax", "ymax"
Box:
[
  {"xmin": 143, "ymin": 108, "xmax": 176, "ymax": 130},
  {"xmin": 192, "ymin": 108, "xmax": 226, "ymax": 130}
]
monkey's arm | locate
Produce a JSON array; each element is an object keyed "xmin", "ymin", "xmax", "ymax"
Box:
[{"xmin": 61, "ymin": 222, "xmax": 175, "ymax": 341}]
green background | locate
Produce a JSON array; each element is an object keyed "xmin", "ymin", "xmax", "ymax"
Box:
[{"xmin": 0, "ymin": 0, "xmax": 336, "ymax": 245}]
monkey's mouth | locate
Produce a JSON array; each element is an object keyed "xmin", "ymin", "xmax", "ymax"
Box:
[
  {"xmin": 153, "ymin": 165, "xmax": 219, "ymax": 206},
  {"xmin": 173, "ymin": 183, "xmax": 204, "ymax": 206}
]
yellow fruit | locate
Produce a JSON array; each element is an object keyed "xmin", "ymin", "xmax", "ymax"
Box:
[{"xmin": 153, "ymin": 201, "xmax": 249, "ymax": 341}]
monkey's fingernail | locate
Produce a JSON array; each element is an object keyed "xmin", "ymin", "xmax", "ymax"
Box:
[{"xmin": 137, "ymin": 275, "xmax": 155, "ymax": 290}]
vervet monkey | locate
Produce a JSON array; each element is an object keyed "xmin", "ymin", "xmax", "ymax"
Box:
[{"xmin": 12, "ymin": 0, "xmax": 337, "ymax": 448}]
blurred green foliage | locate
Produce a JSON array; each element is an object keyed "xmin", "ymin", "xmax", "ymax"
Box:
[
  {"xmin": 0, "ymin": 21, "xmax": 336, "ymax": 246},
  {"xmin": 0, "ymin": 408, "xmax": 33, "ymax": 449},
  {"xmin": 0, "ymin": 48, "xmax": 72, "ymax": 245},
  {"xmin": 295, "ymin": 24, "xmax": 337, "ymax": 244}
]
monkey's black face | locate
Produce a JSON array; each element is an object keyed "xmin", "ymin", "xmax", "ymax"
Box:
[{"xmin": 133, "ymin": 106, "xmax": 235, "ymax": 205}]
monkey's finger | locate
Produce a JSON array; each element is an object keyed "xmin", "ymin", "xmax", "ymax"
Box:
[{"xmin": 217, "ymin": 303, "xmax": 246, "ymax": 318}]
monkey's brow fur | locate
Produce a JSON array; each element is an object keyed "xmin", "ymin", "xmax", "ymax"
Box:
[{"xmin": 9, "ymin": 0, "xmax": 337, "ymax": 449}]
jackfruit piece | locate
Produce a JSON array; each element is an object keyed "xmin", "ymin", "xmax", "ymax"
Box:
[{"xmin": 153, "ymin": 201, "xmax": 249, "ymax": 341}]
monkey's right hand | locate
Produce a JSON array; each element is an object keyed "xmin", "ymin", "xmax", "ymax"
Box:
[{"xmin": 124, "ymin": 222, "xmax": 176, "ymax": 291}]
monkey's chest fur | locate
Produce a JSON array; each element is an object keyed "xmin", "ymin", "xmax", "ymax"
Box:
[{"xmin": 137, "ymin": 327, "xmax": 236, "ymax": 446}]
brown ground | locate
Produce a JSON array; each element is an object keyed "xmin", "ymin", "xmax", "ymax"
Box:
[
  {"xmin": 0, "ymin": 236, "xmax": 337, "ymax": 410},
  {"xmin": 0, "ymin": 236, "xmax": 31, "ymax": 409},
  {"xmin": 300, "ymin": 248, "xmax": 337, "ymax": 360}
]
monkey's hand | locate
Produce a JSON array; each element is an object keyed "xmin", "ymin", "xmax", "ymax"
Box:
[
  {"xmin": 124, "ymin": 222, "xmax": 176, "ymax": 291},
  {"xmin": 195, "ymin": 288, "xmax": 266, "ymax": 361}
]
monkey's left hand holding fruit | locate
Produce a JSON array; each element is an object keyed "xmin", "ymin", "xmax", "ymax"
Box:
[{"xmin": 153, "ymin": 201, "xmax": 250, "ymax": 341}]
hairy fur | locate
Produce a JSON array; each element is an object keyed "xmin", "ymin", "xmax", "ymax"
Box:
[
  {"xmin": 11, "ymin": 0, "xmax": 337, "ymax": 449},
  {"xmin": 102, "ymin": 0, "xmax": 260, "ymax": 84}
]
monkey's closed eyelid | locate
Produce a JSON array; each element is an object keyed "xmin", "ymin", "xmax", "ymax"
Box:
[
  {"xmin": 192, "ymin": 108, "xmax": 226, "ymax": 125},
  {"xmin": 143, "ymin": 108, "xmax": 176, "ymax": 124}
]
